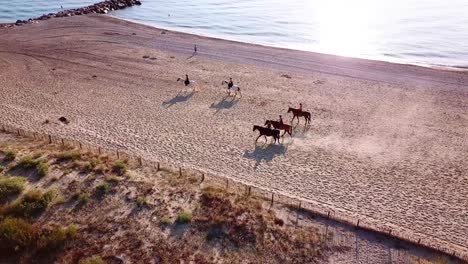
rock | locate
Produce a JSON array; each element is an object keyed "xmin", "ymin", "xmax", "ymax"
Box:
[
  {"xmin": 58, "ymin": 116, "xmax": 69, "ymax": 124},
  {"xmin": 13, "ymin": 0, "xmax": 143, "ymax": 26}
]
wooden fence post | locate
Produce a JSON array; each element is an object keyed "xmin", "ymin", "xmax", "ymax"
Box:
[
  {"xmin": 179, "ymin": 167, "xmax": 182, "ymax": 177},
  {"xmin": 225, "ymin": 179, "xmax": 229, "ymax": 190},
  {"xmin": 79, "ymin": 142, "xmax": 82, "ymax": 150},
  {"xmin": 201, "ymin": 173, "xmax": 205, "ymax": 183},
  {"xmin": 117, "ymin": 150, "xmax": 120, "ymax": 159},
  {"xmin": 357, "ymin": 219, "xmax": 360, "ymax": 227},
  {"xmin": 61, "ymin": 138, "xmax": 64, "ymax": 145},
  {"xmin": 48, "ymin": 135, "xmax": 52, "ymax": 144},
  {"xmin": 98, "ymin": 147, "xmax": 101, "ymax": 154},
  {"xmin": 17, "ymin": 129, "xmax": 20, "ymax": 135},
  {"xmin": 138, "ymin": 157, "xmax": 142, "ymax": 166},
  {"xmin": 296, "ymin": 201, "xmax": 301, "ymax": 226},
  {"xmin": 157, "ymin": 162, "xmax": 160, "ymax": 171},
  {"xmin": 270, "ymin": 193, "xmax": 274, "ymax": 207},
  {"xmin": 248, "ymin": 186, "xmax": 251, "ymax": 196}
]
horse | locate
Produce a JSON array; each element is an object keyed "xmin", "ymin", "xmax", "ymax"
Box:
[
  {"xmin": 287, "ymin": 107, "xmax": 311, "ymax": 125},
  {"xmin": 253, "ymin": 125, "xmax": 280, "ymax": 144},
  {"xmin": 265, "ymin": 120, "xmax": 292, "ymax": 137},
  {"xmin": 177, "ymin": 77, "xmax": 199, "ymax": 92},
  {"xmin": 221, "ymin": 81, "xmax": 241, "ymax": 98}
]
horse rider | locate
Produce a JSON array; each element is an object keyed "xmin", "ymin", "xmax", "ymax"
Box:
[
  {"xmin": 278, "ymin": 115, "xmax": 284, "ymax": 127},
  {"xmin": 299, "ymin": 103, "xmax": 303, "ymax": 112},
  {"xmin": 184, "ymin": 74, "xmax": 190, "ymax": 86},
  {"xmin": 228, "ymin": 78, "xmax": 234, "ymax": 90},
  {"xmin": 266, "ymin": 122, "xmax": 272, "ymax": 129}
]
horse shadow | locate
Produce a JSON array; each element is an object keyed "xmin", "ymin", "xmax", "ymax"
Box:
[
  {"xmin": 243, "ymin": 143, "xmax": 287, "ymax": 169},
  {"xmin": 210, "ymin": 96, "xmax": 239, "ymax": 114},
  {"xmin": 162, "ymin": 91, "xmax": 195, "ymax": 108}
]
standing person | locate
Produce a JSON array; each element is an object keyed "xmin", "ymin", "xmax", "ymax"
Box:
[{"xmin": 194, "ymin": 45, "xmax": 197, "ymax": 53}]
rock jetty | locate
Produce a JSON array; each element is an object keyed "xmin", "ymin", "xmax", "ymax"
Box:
[{"xmin": 2, "ymin": 0, "xmax": 142, "ymax": 28}]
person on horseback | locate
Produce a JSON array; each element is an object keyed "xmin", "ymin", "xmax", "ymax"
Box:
[
  {"xmin": 299, "ymin": 103, "xmax": 303, "ymax": 112},
  {"xmin": 278, "ymin": 115, "xmax": 284, "ymax": 127},
  {"xmin": 184, "ymin": 74, "xmax": 190, "ymax": 86},
  {"xmin": 228, "ymin": 78, "xmax": 234, "ymax": 89}
]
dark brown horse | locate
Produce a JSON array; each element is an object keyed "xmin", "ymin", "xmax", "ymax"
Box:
[
  {"xmin": 265, "ymin": 120, "xmax": 292, "ymax": 137},
  {"xmin": 253, "ymin": 125, "xmax": 280, "ymax": 144},
  {"xmin": 287, "ymin": 107, "xmax": 311, "ymax": 125}
]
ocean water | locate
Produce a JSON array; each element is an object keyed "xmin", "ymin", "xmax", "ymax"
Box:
[{"xmin": 1, "ymin": 0, "xmax": 468, "ymax": 69}]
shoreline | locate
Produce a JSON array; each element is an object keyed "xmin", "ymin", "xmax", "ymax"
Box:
[
  {"xmin": 1, "ymin": 2, "xmax": 467, "ymax": 71},
  {"xmin": 110, "ymin": 15, "xmax": 468, "ymax": 73},
  {"xmin": 0, "ymin": 14, "xmax": 467, "ymax": 260}
]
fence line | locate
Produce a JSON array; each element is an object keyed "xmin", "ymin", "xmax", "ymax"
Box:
[{"xmin": 0, "ymin": 123, "xmax": 467, "ymax": 261}]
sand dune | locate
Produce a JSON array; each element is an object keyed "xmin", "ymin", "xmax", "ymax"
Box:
[{"xmin": 0, "ymin": 15, "xmax": 467, "ymax": 255}]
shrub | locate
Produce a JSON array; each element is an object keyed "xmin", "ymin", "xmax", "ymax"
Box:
[
  {"xmin": 32, "ymin": 152, "xmax": 43, "ymax": 159},
  {"xmin": 112, "ymin": 160, "xmax": 127, "ymax": 176},
  {"xmin": 0, "ymin": 177, "xmax": 26, "ymax": 200},
  {"xmin": 8, "ymin": 189, "xmax": 55, "ymax": 218},
  {"xmin": 160, "ymin": 217, "xmax": 172, "ymax": 225},
  {"xmin": 82, "ymin": 162, "xmax": 94, "ymax": 172},
  {"xmin": 95, "ymin": 183, "xmax": 110, "ymax": 196},
  {"xmin": 0, "ymin": 217, "xmax": 38, "ymax": 253},
  {"xmin": 4, "ymin": 150, "xmax": 16, "ymax": 162},
  {"xmin": 79, "ymin": 256, "xmax": 105, "ymax": 264},
  {"xmin": 16, "ymin": 156, "xmax": 40, "ymax": 168},
  {"xmin": 74, "ymin": 192, "xmax": 90, "ymax": 206},
  {"xmin": 37, "ymin": 224, "xmax": 78, "ymax": 251},
  {"xmin": 56, "ymin": 151, "xmax": 81, "ymax": 162},
  {"xmin": 94, "ymin": 164, "xmax": 108, "ymax": 174},
  {"xmin": 105, "ymin": 175, "xmax": 121, "ymax": 183},
  {"xmin": 0, "ymin": 218, "xmax": 77, "ymax": 254},
  {"xmin": 176, "ymin": 211, "xmax": 192, "ymax": 224},
  {"xmin": 136, "ymin": 197, "xmax": 147, "ymax": 208},
  {"xmin": 36, "ymin": 162, "xmax": 49, "ymax": 178}
]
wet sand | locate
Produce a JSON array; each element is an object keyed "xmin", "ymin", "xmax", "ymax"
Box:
[{"xmin": 0, "ymin": 15, "xmax": 467, "ymax": 256}]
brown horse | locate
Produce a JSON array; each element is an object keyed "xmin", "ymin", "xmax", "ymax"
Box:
[
  {"xmin": 287, "ymin": 107, "xmax": 311, "ymax": 125},
  {"xmin": 253, "ymin": 125, "xmax": 280, "ymax": 144},
  {"xmin": 265, "ymin": 120, "xmax": 292, "ymax": 137}
]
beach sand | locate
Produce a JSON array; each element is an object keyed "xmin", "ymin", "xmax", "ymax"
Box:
[{"xmin": 0, "ymin": 15, "xmax": 467, "ymax": 255}]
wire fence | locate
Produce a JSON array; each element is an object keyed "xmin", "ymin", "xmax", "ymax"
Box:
[{"xmin": 1, "ymin": 123, "xmax": 467, "ymax": 262}]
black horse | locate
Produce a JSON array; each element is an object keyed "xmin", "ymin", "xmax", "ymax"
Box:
[
  {"xmin": 253, "ymin": 125, "xmax": 280, "ymax": 144},
  {"xmin": 287, "ymin": 107, "xmax": 311, "ymax": 125},
  {"xmin": 264, "ymin": 120, "xmax": 292, "ymax": 137}
]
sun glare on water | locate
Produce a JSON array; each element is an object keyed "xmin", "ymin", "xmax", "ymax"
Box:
[{"xmin": 313, "ymin": 0, "xmax": 381, "ymax": 58}]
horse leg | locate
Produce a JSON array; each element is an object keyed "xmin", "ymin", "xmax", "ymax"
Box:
[{"xmin": 255, "ymin": 135, "xmax": 261, "ymax": 143}]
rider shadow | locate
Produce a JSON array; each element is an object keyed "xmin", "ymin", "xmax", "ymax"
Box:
[
  {"xmin": 210, "ymin": 96, "xmax": 239, "ymax": 114},
  {"xmin": 162, "ymin": 91, "xmax": 195, "ymax": 108},
  {"xmin": 243, "ymin": 143, "xmax": 287, "ymax": 169}
]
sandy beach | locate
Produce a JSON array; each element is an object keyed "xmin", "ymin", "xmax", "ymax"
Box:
[{"xmin": 0, "ymin": 14, "xmax": 467, "ymax": 255}]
